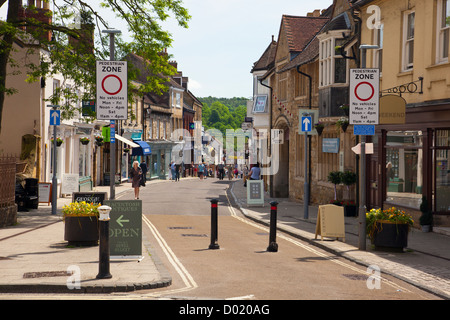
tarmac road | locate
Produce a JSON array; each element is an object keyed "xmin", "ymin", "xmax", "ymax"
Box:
[{"xmin": 120, "ymin": 177, "xmax": 440, "ymax": 300}]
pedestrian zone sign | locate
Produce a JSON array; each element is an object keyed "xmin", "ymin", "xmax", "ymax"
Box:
[
  {"xmin": 96, "ymin": 60, "xmax": 128, "ymax": 120},
  {"xmin": 349, "ymin": 69, "xmax": 379, "ymax": 125}
]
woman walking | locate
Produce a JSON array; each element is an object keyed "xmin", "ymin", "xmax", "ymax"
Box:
[{"xmin": 130, "ymin": 161, "xmax": 142, "ymax": 200}]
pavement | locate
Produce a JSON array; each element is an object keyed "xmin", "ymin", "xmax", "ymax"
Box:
[{"xmin": 0, "ymin": 177, "xmax": 449, "ymax": 299}]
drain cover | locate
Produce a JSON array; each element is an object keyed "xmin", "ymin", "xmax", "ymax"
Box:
[
  {"xmin": 168, "ymin": 227, "xmax": 193, "ymax": 230},
  {"xmin": 342, "ymin": 274, "xmax": 368, "ymax": 281},
  {"xmin": 181, "ymin": 234, "xmax": 208, "ymax": 237},
  {"xmin": 23, "ymin": 271, "xmax": 73, "ymax": 279}
]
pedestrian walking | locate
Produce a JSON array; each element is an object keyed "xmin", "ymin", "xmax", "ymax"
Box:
[
  {"xmin": 248, "ymin": 162, "xmax": 261, "ymax": 181},
  {"xmin": 171, "ymin": 161, "xmax": 176, "ymax": 181},
  {"xmin": 198, "ymin": 162, "xmax": 205, "ymax": 180},
  {"xmin": 217, "ymin": 162, "xmax": 225, "ymax": 180},
  {"xmin": 140, "ymin": 160, "xmax": 148, "ymax": 186},
  {"xmin": 175, "ymin": 163, "xmax": 181, "ymax": 181},
  {"xmin": 130, "ymin": 161, "xmax": 142, "ymax": 199}
]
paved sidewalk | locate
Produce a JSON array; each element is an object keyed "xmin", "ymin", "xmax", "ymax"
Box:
[
  {"xmin": 228, "ymin": 180, "xmax": 450, "ymax": 299},
  {"xmin": 0, "ymin": 181, "xmax": 171, "ymax": 294}
]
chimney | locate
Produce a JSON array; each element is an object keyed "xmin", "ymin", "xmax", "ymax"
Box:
[
  {"xmin": 25, "ymin": 0, "xmax": 53, "ymax": 42},
  {"xmin": 307, "ymin": 10, "xmax": 321, "ymax": 17},
  {"xmin": 182, "ymin": 77, "xmax": 188, "ymax": 91},
  {"xmin": 68, "ymin": 23, "xmax": 95, "ymax": 55}
]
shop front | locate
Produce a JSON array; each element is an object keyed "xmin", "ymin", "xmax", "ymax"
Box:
[{"xmin": 369, "ymin": 101, "xmax": 450, "ymax": 227}]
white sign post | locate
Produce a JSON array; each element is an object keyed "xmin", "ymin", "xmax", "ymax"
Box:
[
  {"xmin": 349, "ymin": 69, "xmax": 379, "ymax": 125},
  {"xmin": 96, "ymin": 60, "xmax": 128, "ymax": 120}
]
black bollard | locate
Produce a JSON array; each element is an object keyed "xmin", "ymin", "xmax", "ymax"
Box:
[
  {"xmin": 96, "ymin": 206, "xmax": 112, "ymax": 279},
  {"xmin": 209, "ymin": 199, "xmax": 220, "ymax": 250},
  {"xmin": 267, "ymin": 201, "xmax": 278, "ymax": 252}
]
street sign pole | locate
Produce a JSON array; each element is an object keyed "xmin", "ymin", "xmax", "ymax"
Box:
[
  {"xmin": 48, "ymin": 105, "xmax": 60, "ymax": 215},
  {"xmin": 102, "ymin": 29, "xmax": 121, "ymax": 200},
  {"xmin": 301, "ymin": 114, "xmax": 312, "ymax": 219},
  {"xmin": 357, "ymin": 45, "xmax": 378, "ymax": 251}
]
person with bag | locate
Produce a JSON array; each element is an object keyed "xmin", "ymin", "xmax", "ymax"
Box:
[{"xmin": 130, "ymin": 161, "xmax": 142, "ymax": 200}]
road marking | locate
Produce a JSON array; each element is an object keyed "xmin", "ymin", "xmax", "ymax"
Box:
[
  {"xmin": 142, "ymin": 215, "xmax": 198, "ymax": 297},
  {"xmin": 226, "ymin": 183, "xmax": 411, "ymax": 294}
]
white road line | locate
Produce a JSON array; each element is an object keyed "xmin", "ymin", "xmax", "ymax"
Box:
[
  {"xmin": 226, "ymin": 183, "xmax": 411, "ymax": 294},
  {"xmin": 142, "ymin": 215, "xmax": 198, "ymax": 297}
]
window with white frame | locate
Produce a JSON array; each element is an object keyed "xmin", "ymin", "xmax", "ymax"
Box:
[
  {"xmin": 437, "ymin": 0, "xmax": 450, "ymax": 63},
  {"xmin": 319, "ymin": 35, "xmax": 347, "ymax": 87},
  {"xmin": 402, "ymin": 11, "xmax": 415, "ymax": 71},
  {"xmin": 373, "ymin": 24, "xmax": 384, "ymax": 72}
]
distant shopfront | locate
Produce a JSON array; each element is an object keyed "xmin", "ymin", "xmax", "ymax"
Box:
[{"xmin": 369, "ymin": 100, "xmax": 450, "ymax": 227}]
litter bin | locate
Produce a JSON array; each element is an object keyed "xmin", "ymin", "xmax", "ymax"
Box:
[{"xmin": 25, "ymin": 178, "xmax": 39, "ymax": 209}]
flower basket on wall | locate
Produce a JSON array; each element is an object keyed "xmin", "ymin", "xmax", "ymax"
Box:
[
  {"xmin": 51, "ymin": 137, "xmax": 63, "ymax": 147},
  {"xmin": 80, "ymin": 137, "xmax": 90, "ymax": 145},
  {"xmin": 314, "ymin": 122, "xmax": 325, "ymax": 136}
]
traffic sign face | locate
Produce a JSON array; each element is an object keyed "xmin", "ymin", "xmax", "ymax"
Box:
[
  {"xmin": 353, "ymin": 124, "xmax": 375, "ymax": 136},
  {"xmin": 349, "ymin": 69, "xmax": 379, "ymax": 125},
  {"xmin": 50, "ymin": 110, "xmax": 60, "ymax": 126},
  {"xmin": 301, "ymin": 116, "xmax": 312, "ymax": 132},
  {"xmin": 96, "ymin": 61, "xmax": 128, "ymax": 120},
  {"xmin": 298, "ymin": 109, "xmax": 319, "ymax": 135}
]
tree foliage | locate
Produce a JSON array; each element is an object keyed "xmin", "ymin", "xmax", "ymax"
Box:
[
  {"xmin": 200, "ymin": 97, "xmax": 248, "ymax": 137},
  {"xmin": 0, "ymin": 0, "xmax": 191, "ymax": 132}
]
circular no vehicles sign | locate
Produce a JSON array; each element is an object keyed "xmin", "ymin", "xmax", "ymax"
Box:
[
  {"xmin": 349, "ymin": 69, "xmax": 379, "ymax": 125},
  {"xmin": 96, "ymin": 61, "xmax": 128, "ymax": 120}
]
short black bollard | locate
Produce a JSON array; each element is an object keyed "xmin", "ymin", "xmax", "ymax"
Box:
[
  {"xmin": 267, "ymin": 201, "xmax": 278, "ymax": 252},
  {"xmin": 209, "ymin": 199, "xmax": 220, "ymax": 250},
  {"xmin": 96, "ymin": 205, "xmax": 112, "ymax": 279}
]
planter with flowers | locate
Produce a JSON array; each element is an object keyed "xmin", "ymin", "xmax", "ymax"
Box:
[
  {"xmin": 314, "ymin": 122, "xmax": 325, "ymax": 136},
  {"xmin": 51, "ymin": 137, "xmax": 64, "ymax": 147},
  {"xmin": 95, "ymin": 135, "xmax": 104, "ymax": 146},
  {"xmin": 366, "ymin": 207, "xmax": 414, "ymax": 252},
  {"xmin": 63, "ymin": 201, "xmax": 100, "ymax": 246},
  {"xmin": 336, "ymin": 117, "xmax": 349, "ymax": 133},
  {"xmin": 80, "ymin": 137, "xmax": 90, "ymax": 145}
]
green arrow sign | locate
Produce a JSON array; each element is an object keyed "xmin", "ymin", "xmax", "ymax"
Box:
[{"xmin": 104, "ymin": 200, "xmax": 142, "ymax": 257}]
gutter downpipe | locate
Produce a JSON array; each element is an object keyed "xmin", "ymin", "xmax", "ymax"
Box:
[
  {"xmin": 259, "ymin": 77, "xmax": 274, "ymax": 197},
  {"xmin": 296, "ymin": 65, "xmax": 312, "ymax": 209}
]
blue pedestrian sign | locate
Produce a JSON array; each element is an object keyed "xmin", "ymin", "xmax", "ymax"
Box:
[
  {"xmin": 301, "ymin": 116, "xmax": 312, "ymax": 132},
  {"xmin": 50, "ymin": 110, "xmax": 60, "ymax": 126},
  {"xmin": 354, "ymin": 125, "xmax": 375, "ymax": 136}
]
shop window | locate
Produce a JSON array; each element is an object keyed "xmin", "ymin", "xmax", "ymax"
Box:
[
  {"xmin": 435, "ymin": 129, "xmax": 450, "ymax": 212},
  {"xmin": 385, "ymin": 131, "xmax": 423, "ymax": 209}
]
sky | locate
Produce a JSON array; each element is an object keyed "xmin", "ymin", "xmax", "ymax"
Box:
[{"xmin": 1, "ymin": 0, "xmax": 333, "ymax": 98}]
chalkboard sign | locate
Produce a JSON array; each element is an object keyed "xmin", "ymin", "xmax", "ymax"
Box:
[
  {"xmin": 247, "ymin": 180, "xmax": 264, "ymax": 206},
  {"xmin": 315, "ymin": 204, "xmax": 345, "ymax": 242},
  {"xmin": 104, "ymin": 200, "xmax": 142, "ymax": 258},
  {"xmin": 72, "ymin": 192, "xmax": 107, "ymax": 204}
]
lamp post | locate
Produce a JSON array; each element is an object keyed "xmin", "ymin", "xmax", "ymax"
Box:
[{"xmin": 102, "ymin": 29, "xmax": 121, "ymax": 200}]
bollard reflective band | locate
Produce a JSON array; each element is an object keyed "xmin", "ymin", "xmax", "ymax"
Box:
[
  {"xmin": 271, "ymin": 206, "xmax": 277, "ymax": 211},
  {"xmin": 211, "ymin": 204, "xmax": 218, "ymax": 208}
]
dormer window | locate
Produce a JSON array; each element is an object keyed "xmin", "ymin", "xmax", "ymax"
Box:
[{"xmin": 319, "ymin": 34, "xmax": 348, "ymax": 88}]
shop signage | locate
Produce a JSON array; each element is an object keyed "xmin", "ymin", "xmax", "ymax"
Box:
[
  {"xmin": 349, "ymin": 69, "xmax": 380, "ymax": 125},
  {"xmin": 104, "ymin": 200, "xmax": 142, "ymax": 258},
  {"xmin": 315, "ymin": 204, "xmax": 345, "ymax": 242},
  {"xmin": 379, "ymin": 95, "xmax": 406, "ymax": 124},
  {"xmin": 322, "ymin": 138, "xmax": 340, "ymax": 153},
  {"xmin": 247, "ymin": 180, "xmax": 264, "ymax": 206}
]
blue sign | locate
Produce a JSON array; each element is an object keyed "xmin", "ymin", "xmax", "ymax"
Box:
[
  {"xmin": 301, "ymin": 116, "xmax": 312, "ymax": 132},
  {"xmin": 50, "ymin": 110, "xmax": 60, "ymax": 126},
  {"xmin": 354, "ymin": 125, "xmax": 375, "ymax": 136},
  {"xmin": 110, "ymin": 120, "xmax": 116, "ymax": 143},
  {"xmin": 322, "ymin": 138, "xmax": 340, "ymax": 153}
]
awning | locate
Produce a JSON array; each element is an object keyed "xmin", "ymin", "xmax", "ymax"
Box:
[
  {"xmin": 132, "ymin": 140, "xmax": 152, "ymax": 156},
  {"xmin": 115, "ymin": 134, "xmax": 139, "ymax": 148}
]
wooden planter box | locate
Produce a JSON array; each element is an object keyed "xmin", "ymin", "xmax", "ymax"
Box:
[
  {"xmin": 64, "ymin": 215, "xmax": 99, "ymax": 246},
  {"xmin": 373, "ymin": 221, "xmax": 409, "ymax": 252}
]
